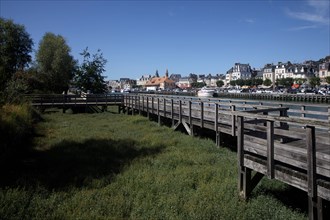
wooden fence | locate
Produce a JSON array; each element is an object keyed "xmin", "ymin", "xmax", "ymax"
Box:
[{"xmin": 123, "ymin": 94, "xmax": 330, "ymax": 220}]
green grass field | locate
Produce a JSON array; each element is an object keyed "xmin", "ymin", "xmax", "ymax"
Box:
[{"xmin": 0, "ymin": 108, "xmax": 308, "ymax": 219}]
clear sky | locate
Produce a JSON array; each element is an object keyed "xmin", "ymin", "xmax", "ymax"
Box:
[{"xmin": 1, "ymin": 0, "xmax": 329, "ymax": 80}]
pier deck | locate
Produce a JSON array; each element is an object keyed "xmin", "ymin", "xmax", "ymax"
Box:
[
  {"xmin": 28, "ymin": 93, "xmax": 329, "ymax": 219},
  {"xmin": 123, "ymin": 94, "xmax": 329, "ymax": 219}
]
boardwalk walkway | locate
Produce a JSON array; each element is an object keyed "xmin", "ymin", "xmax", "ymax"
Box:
[
  {"xmin": 123, "ymin": 94, "xmax": 330, "ymax": 220},
  {"xmin": 29, "ymin": 93, "xmax": 329, "ymax": 219},
  {"xmin": 27, "ymin": 94, "xmax": 123, "ymax": 113}
]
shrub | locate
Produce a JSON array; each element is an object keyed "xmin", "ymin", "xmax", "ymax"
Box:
[{"xmin": 0, "ymin": 103, "xmax": 40, "ymax": 156}]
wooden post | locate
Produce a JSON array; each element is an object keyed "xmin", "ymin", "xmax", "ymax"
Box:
[
  {"xmin": 200, "ymin": 101, "xmax": 204, "ymax": 128},
  {"xmin": 164, "ymin": 98, "xmax": 166, "ymax": 118},
  {"xmin": 237, "ymin": 116, "xmax": 246, "ymax": 198},
  {"xmin": 147, "ymin": 96, "xmax": 149, "ymax": 119},
  {"xmin": 306, "ymin": 125, "xmax": 319, "ymax": 220},
  {"xmin": 128, "ymin": 95, "xmax": 131, "ymax": 115},
  {"xmin": 157, "ymin": 98, "xmax": 161, "ymax": 126},
  {"xmin": 138, "ymin": 95, "xmax": 141, "ymax": 115},
  {"xmin": 179, "ymin": 100, "xmax": 182, "ymax": 124},
  {"xmin": 267, "ymin": 120, "xmax": 274, "ymax": 179},
  {"xmin": 171, "ymin": 99, "xmax": 174, "ymax": 127},
  {"xmin": 131, "ymin": 96, "xmax": 134, "ymax": 115},
  {"xmin": 279, "ymin": 105, "xmax": 289, "ymax": 143},
  {"xmin": 215, "ymin": 103, "xmax": 220, "ymax": 147},
  {"xmin": 189, "ymin": 101, "xmax": 193, "ymax": 136},
  {"xmin": 231, "ymin": 105, "xmax": 236, "ymax": 136},
  {"xmin": 142, "ymin": 96, "xmax": 144, "ymax": 112},
  {"xmin": 152, "ymin": 97, "xmax": 154, "ymax": 114}
]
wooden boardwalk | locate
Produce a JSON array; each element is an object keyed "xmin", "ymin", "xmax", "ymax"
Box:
[
  {"xmin": 27, "ymin": 94, "xmax": 123, "ymax": 113},
  {"xmin": 123, "ymin": 94, "xmax": 330, "ymax": 220},
  {"xmin": 28, "ymin": 93, "xmax": 329, "ymax": 219}
]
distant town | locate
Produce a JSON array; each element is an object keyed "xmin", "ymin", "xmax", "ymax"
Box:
[{"xmin": 106, "ymin": 56, "xmax": 330, "ymax": 93}]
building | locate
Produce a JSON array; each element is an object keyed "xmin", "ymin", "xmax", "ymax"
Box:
[
  {"xmin": 169, "ymin": 74, "xmax": 182, "ymax": 83},
  {"xmin": 318, "ymin": 62, "xmax": 330, "ymax": 81},
  {"xmin": 107, "ymin": 80, "xmax": 121, "ymax": 91},
  {"xmin": 177, "ymin": 77, "xmax": 192, "ymax": 89},
  {"xmin": 204, "ymin": 74, "xmax": 220, "ymax": 87},
  {"xmin": 136, "ymin": 74, "xmax": 152, "ymax": 87},
  {"xmin": 144, "ymin": 71, "xmax": 176, "ymax": 91},
  {"xmin": 225, "ymin": 63, "xmax": 252, "ymax": 85},
  {"xmin": 262, "ymin": 64, "xmax": 275, "ymax": 81},
  {"xmin": 274, "ymin": 62, "xmax": 289, "ymax": 80},
  {"xmin": 119, "ymin": 78, "xmax": 136, "ymax": 90}
]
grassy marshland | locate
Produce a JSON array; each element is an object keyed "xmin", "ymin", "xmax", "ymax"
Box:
[{"xmin": 0, "ymin": 108, "xmax": 307, "ymax": 219}]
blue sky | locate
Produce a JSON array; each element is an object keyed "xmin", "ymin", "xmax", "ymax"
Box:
[{"xmin": 1, "ymin": 0, "xmax": 329, "ymax": 80}]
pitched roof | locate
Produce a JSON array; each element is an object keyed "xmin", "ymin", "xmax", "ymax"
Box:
[{"xmin": 145, "ymin": 76, "xmax": 175, "ymax": 86}]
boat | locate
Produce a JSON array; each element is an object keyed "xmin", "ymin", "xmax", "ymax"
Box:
[{"xmin": 197, "ymin": 87, "xmax": 216, "ymax": 98}]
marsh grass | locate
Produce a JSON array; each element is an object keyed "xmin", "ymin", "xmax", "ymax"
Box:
[{"xmin": 0, "ymin": 109, "xmax": 308, "ymax": 219}]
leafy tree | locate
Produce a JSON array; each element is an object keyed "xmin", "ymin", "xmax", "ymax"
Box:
[
  {"xmin": 229, "ymin": 80, "xmax": 236, "ymax": 86},
  {"xmin": 3, "ymin": 71, "xmax": 29, "ymax": 104},
  {"xmin": 252, "ymin": 78, "xmax": 263, "ymax": 86},
  {"xmin": 325, "ymin": 76, "xmax": 330, "ymax": 84},
  {"xmin": 244, "ymin": 79, "xmax": 252, "ymax": 87},
  {"xmin": 277, "ymin": 77, "xmax": 293, "ymax": 88},
  {"xmin": 191, "ymin": 82, "xmax": 206, "ymax": 88},
  {"xmin": 36, "ymin": 32, "xmax": 76, "ymax": 93},
  {"xmin": 216, "ymin": 80, "xmax": 224, "ymax": 87},
  {"xmin": 236, "ymin": 79, "xmax": 245, "ymax": 87},
  {"xmin": 295, "ymin": 78, "xmax": 307, "ymax": 85},
  {"xmin": 74, "ymin": 48, "xmax": 107, "ymax": 93},
  {"xmin": 308, "ymin": 77, "xmax": 320, "ymax": 88},
  {"xmin": 0, "ymin": 18, "xmax": 33, "ymax": 92},
  {"xmin": 263, "ymin": 78, "xmax": 272, "ymax": 86}
]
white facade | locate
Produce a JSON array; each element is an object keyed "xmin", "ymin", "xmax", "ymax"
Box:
[
  {"xmin": 275, "ymin": 63, "xmax": 286, "ymax": 80},
  {"xmin": 319, "ymin": 63, "xmax": 330, "ymax": 79},
  {"xmin": 137, "ymin": 74, "xmax": 152, "ymax": 86},
  {"xmin": 231, "ymin": 63, "xmax": 252, "ymax": 80},
  {"xmin": 225, "ymin": 63, "xmax": 252, "ymax": 85}
]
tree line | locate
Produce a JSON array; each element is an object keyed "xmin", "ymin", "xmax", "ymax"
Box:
[{"xmin": 0, "ymin": 18, "xmax": 108, "ymax": 104}]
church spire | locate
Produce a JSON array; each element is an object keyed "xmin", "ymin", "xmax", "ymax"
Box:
[{"xmin": 165, "ymin": 69, "xmax": 169, "ymax": 78}]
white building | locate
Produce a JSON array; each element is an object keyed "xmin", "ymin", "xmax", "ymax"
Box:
[
  {"xmin": 319, "ymin": 62, "xmax": 330, "ymax": 80},
  {"xmin": 136, "ymin": 74, "xmax": 152, "ymax": 87},
  {"xmin": 274, "ymin": 62, "xmax": 288, "ymax": 80},
  {"xmin": 225, "ymin": 63, "xmax": 252, "ymax": 85}
]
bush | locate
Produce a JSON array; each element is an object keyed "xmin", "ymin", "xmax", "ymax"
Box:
[{"xmin": 0, "ymin": 104, "xmax": 40, "ymax": 156}]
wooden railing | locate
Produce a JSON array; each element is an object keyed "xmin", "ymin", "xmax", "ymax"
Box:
[
  {"xmin": 123, "ymin": 94, "xmax": 330, "ymax": 220},
  {"xmin": 26, "ymin": 94, "xmax": 123, "ymax": 106}
]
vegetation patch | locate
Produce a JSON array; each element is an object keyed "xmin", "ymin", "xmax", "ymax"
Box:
[{"xmin": 0, "ymin": 110, "xmax": 307, "ymax": 219}]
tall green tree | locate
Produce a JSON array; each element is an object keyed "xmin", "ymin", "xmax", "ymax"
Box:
[
  {"xmin": 236, "ymin": 79, "xmax": 245, "ymax": 87},
  {"xmin": 325, "ymin": 76, "xmax": 330, "ymax": 84},
  {"xmin": 263, "ymin": 78, "xmax": 272, "ymax": 86},
  {"xmin": 229, "ymin": 80, "xmax": 236, "ymax": 86},
  {"xmin": 308, "ymin": 77, "xmax": 320, "ymax": 88},
  {"xmin": 0, "ymin": 18, "xmax": 33, "ymax": 91},
  {"xmin": 295, "ymin": 78, "xmax": 307, "ymax": 85},
  {"xmin": 74, "ymin": 48, "xmax": 107, "ymax": 94},
  {"xmin": 36, "ymin": 32, "xmax": 76, "ymax": 93},
  {"xmin": 191, "ymin": 82, "xmax": 206, "ymax": 88},
  {"xmin": 276, "ymin": 77, "xmax": 293, "ymax": 88},
  {"xmin": 216, "ymin": 80, "xmax": 224, "ymax": 87}
]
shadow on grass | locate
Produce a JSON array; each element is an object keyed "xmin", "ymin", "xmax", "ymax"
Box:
[
  {"xmin": 0, "ymin": 138, "xmax": 164, "ymax": 190},
  {"xmin": 255, "ymin": 183, "xmax": 330, "ymax": 218}
]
